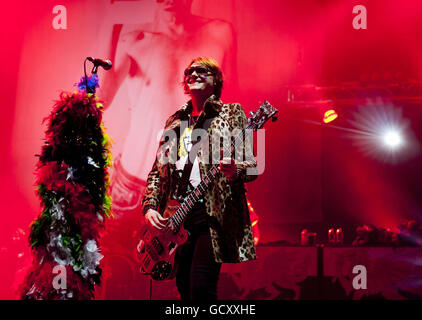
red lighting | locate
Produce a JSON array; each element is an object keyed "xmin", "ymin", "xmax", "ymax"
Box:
[{"xmin": 248, "ymin": 200, "xmax": 260, "ymax": 246}]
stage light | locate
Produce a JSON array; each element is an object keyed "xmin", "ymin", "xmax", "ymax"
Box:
[
  {"xmin": 247, "ymin": 200, "xmax": 260, "ymax": 245},
  {"xmin": 382, "ymin": 130, "xmax": 403, "ymax": 148},
  {"xmin": 323, "ymin": 109, "xmax": 338, "ymax": 123},
  {"xmin": 347, "ymin": 102, "xmax": 417, "ymax": 163}
]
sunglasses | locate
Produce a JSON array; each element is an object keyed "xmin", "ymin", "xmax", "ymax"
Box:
[{"xmin": 184, "ymin": 66, "xmax": 212, "ymax": 76}]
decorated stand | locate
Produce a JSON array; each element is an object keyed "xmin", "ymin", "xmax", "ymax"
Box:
[{"xmin": 20, "ymin": 73, "xmax": 112, "ymax": 299}]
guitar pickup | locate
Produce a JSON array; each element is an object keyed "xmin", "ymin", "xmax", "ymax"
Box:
[
  {"xmin": 151, "ymin": 237, "xmax": 164, "ymax": 255},
  {"xmin": 146, "ymin": 245, "xmax": 158, "ymax": 261},
  {"xmin": 168, "ymin": 241, "xmax": 175, "ymax": 252}
]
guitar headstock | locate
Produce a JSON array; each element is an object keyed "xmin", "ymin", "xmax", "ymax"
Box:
[{"xmin": 247, "ymin": 101, "xmax": 278, "ymax": 130}]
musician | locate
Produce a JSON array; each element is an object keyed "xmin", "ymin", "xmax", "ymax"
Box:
[
  {"xmin": 141, "ymin": 57, "xmax": 257, "ymax": 301},
  {"xmin": 96, "ymin": 1, "xmax": 238, "ymax": 297}
]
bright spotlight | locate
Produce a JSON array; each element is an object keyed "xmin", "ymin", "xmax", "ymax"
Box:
[
  {"xmin": 383, "ymin": 130, "xmax": 402, "ymax": 148},
  {"xmin": 347, "ymin": 102, "xmax": 417, "ymax": 163}
]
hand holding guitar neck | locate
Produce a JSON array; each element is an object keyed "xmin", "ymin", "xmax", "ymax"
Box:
[
  {"xmin": 145, "ymin": 208, "xmax": 168, "ymax": 230},
  {"xmin": 219, "ymin": 148, "xmax": 238, "ymax": 182}
]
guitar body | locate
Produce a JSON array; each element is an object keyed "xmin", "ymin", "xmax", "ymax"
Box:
[{"xmin": 137, "ymin": 199, "xmax": 188, "ymax": 281}]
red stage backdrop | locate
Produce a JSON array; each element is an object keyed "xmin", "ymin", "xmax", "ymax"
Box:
[{"xmin": 1, "ymin": 0, "xmax": 422, "ymax": 299}]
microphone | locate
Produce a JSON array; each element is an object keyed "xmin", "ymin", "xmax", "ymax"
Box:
[{"xmin": 86, "ymin": 57, "xmax": 112, "ymax": 70}]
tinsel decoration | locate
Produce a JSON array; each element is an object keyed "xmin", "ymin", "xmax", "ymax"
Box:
[{"xmin": 19, "ymin": 75, "xmax": 112, "ymax": 300}]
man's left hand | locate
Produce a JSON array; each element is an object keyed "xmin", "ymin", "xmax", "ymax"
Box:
[{"xmin": 219, "ymin": 157, "xmax": 237, "ymax": 182}]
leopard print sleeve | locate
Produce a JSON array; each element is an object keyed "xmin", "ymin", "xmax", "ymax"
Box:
[
  {"xmin": 141, "ymin": 159, "xmax": 161, "ymax": 215},
  {"xmin": 141, "ymin": 112, "xmax": 179, "ymax": 215},
  {"xmin": 230, "ymin": 103, "xmax": 258, "ymax": 183}
]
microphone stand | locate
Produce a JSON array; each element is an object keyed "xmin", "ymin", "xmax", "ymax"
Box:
[
  {"xmin": 84, "ymin": 58, "xmax": 99, "ymax": 94},
  {"xmin": 83, "ymin": 57, "xmax": 112, "ymax": 94}
]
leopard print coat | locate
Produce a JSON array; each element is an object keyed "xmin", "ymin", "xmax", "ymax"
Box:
[{"xmin": 141, "ymin": 98, "xmax": 257, "ymax": 263}]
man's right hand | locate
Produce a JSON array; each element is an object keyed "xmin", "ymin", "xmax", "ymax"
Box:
[{"xmin": 145, "ymin": 209, "xmax": 168, "ymax": 230}]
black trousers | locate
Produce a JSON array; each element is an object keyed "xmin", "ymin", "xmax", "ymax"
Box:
[{"xmin": 175, "ymin": 205, "xmax": 222, "ymax": 301}]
